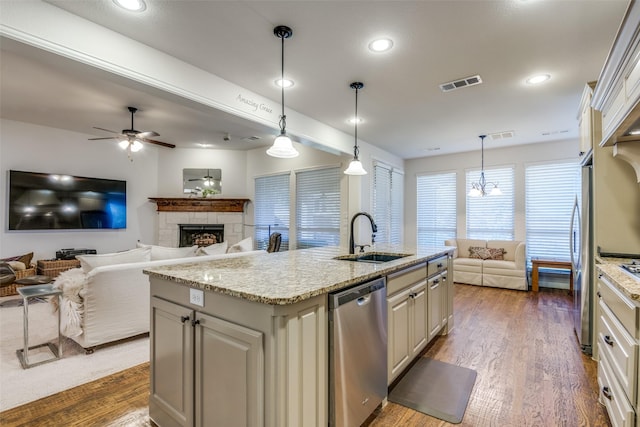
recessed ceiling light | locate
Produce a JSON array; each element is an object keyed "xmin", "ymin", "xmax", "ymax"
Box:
[
  {"xmin": 526, "ymin": 74, "xmax": 551, "ymax": 85},
  {"xmin": 368, "ymin": 38, "xmax": 393, "ymax": 53},
  {"xmin": 275, "ymin": 78, "xmax": 294, "ymax": 88},
  {"xmin": 113, "ymin": 0, "xmax": 146, "ymax": 11}
]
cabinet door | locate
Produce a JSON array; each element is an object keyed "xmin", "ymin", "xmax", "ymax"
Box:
[
  {"xmin": 441, "ymin": 270, "xmax": 450, "ymax": 328},
  {"xmin": 149, "ymin": 297, "xmax": 194, "ymax": 427},
  {"xmin": 410, "ymin": 281, "xmax": 428, "ymax": 355},
  {"xmin": 387, "ymin": 288, "xmax": 412, "ymax": 384},
  {"xmin": 428, "ymin": 275, "xmax": 443, "ymax": 342},
  {"xmin": 195, "ymin": 312, "xmax": 264, "ymax": 427}
]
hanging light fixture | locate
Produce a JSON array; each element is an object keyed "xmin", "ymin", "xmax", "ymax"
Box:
[
  {"xmin": 344, "ymin": 82, "xmax": 367, "ymax": 175},
  {"xmin": 267, "ymin": 25, "xmax": 299, "ymax": 158},
  {"xmin": 468, "ymin": 135, "xmax": 502, "ymax": 197}
]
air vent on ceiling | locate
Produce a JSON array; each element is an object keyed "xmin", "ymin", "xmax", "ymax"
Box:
[
  {"xmin": 489, "ymin": 131, "xmax": 514, "ymax": 141},
  {"xmin": 439, "ymin": 75, "xmax": 483, "ymax": 92},
  {"xmin": 541, "ymin": 129, "xmax": 569, "ymax": 136},
  {"xmin": 242, "ymin": 136, "xmax": 261, "ymax": 141}
]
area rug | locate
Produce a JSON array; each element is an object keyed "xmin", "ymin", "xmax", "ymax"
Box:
[
  {"xmin": 0, "ymin": 298, "xmax": 149, "ymax": 411},
  {"xmin": 388, "ymin": 357, "xmax": 477, "ymax": 424}
]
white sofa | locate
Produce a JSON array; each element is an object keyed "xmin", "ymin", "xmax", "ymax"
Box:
[
  {"xmin": 445, "ymin": 239, "xmax": 527, "ymax": 290},
  {"xmin": 52, "ymin": 248, "xmax": 265, "ymax": 352}
]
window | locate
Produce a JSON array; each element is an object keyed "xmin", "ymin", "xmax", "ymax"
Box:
[
  {"xmin": 526, "ymin": 161, "xmax": 580, "ymax": 264},
  {"xmin": 416, "ymin": 172, "xmax": 457, "ymax": 246},
  {"xmin": 466, "ymin": 167, "xmax": 514, "ymax": 240},
  {"xmin": 372, "ymin": 162, "xmax": 404, "ymax": 244},
  {"xmin": 254, "ymin": 173, "xmax": 290, "ymax": 251},
  {"xmin": 295, "ymin": 167, "xmax": 341, "ymax": 249}
]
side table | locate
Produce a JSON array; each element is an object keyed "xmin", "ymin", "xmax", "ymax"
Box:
[
  {"xmin": 16, "ymin": 284, "xmax": 62, "ymax": 369},
  {"xmin": 531, "ymin": 258, "xmax": 573, "ymax": 293}
]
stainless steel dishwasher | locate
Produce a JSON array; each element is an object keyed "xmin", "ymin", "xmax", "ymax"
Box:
[{"xmin": 329, "ymin": 277, "xmax": 387, "ymax": 427}]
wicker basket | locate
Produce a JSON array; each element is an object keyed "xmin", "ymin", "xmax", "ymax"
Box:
[
  {"xmin": 0, "ymin": 267, "xmax": 37, "ymax": 297},
  {"xmin": 36, "ymin": 259, "xmax": 81, "ymax": 278}
]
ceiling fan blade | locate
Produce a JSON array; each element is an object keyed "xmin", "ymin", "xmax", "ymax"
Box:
[
  {"xmin": 140, "ymin": 137, "xmax": 176, "ymax": 149},
  {"xmin": 88, "ymin": 136, "xmax": 118, "ymax": 140},
  {"xmin": 188, "ymin": 178, "xmax": 204, "ymax": 181},
  {"xmin": 137, "ymin": 131, "xmax": 160, "ymax": 138},
  {"xmin": 93, "ymin": 126, "xmax": 119, "ymax": 134}
]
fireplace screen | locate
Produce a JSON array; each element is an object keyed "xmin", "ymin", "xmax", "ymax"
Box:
[{"xmin": 179, "ymin": 224, "xmax": 224, "ymax": 247}]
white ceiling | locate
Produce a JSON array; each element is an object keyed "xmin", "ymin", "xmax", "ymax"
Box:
[{"xmin": 0, "ymin": 0, "xmax": 630, "ymax": 158}]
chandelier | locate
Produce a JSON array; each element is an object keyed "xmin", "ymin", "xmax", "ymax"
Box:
[{"xmin": 468, "ymin": 135, "xmax": 502, "ymax": 197}]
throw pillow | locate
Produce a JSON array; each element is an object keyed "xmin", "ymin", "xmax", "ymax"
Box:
[
  {"xmin": 468, "ymin": 246, "xmax": 491, "ymax": 260},
  {"xmin": 136, "ymin": 243, "xmax": 199, "ymax": 260},
  {"xmin": 7, "ymin": 261, "xmax": 26, "ymax": 271},
  {"xmin": 1, "ymin": 252, "xmax": 34, "ymax": 268},
  {"xmin": 77, "ymin": 247, "xmax": 151, "ymax": 272},
  {"xmin": 197, "ymin": 241, "xmax": 229, "ymax": 256},
  {"xmin": 487, "ymin": 248, "xmax": 506, "ymax": 260},
  {"xmin": 227, "ymin": 237, "xmax": 253, "ymax": 254}
]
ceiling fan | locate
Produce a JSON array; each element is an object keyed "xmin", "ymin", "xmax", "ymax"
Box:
[
  {"xmin": 89, "ymin": 106, "xmax": 175, "ymax": 159},
  {"xmin": 188, "ymin": 169, "xmax": 219, "ymax": 186}
]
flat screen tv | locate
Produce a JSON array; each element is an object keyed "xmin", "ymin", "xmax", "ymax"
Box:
[{"xmin": 7, "ymin": 170, "xmax": 126, "ymax": 230}]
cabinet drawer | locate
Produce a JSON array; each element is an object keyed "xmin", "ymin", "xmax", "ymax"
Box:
[
  {"xmin": 599, "ymin": 299, "xmax": 638, "ymax": 404},
  {"xmin": 598, "ymin": 350, "xmax": 635, "ymax": 427},
  {"xmin": 427, "ymin": 256, "xmax": 448, "ymax": 277},
  {"xmin": 387, "ymin": 262, "xmax": 426, "ymax": 296},
  {"xmin": 598, "ymin": 275, "xmax": 639, "ymax": 339}
]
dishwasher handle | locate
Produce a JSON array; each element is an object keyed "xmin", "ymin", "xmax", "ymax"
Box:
[{"xmin": 329, "ymin": 277, "xmax": 385, "ymax": 309}]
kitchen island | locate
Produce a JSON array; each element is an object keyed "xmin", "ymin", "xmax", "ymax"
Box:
[{"xmin": 144, "ymin": 245, "xmax": 454, "ymax": 427}]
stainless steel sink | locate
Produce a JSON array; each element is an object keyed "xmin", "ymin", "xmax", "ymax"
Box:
[{"xmin": 333, "ymin": 252, "xmax": 412, "ymax": 264}]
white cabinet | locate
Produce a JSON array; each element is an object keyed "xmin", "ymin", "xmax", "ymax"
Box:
[
  {"xmin": 149, "ymin": 296, "xmax": 264, "ymax": 427},
  {"xmin": 578, "ymin": 82, "xmax": 598, "ymax": 157},
  {"xmin": 596, "ymin": 269, "xmax": 640, "ymax": 427},
  {"xmin": 427, "ymin": 274, "xmax": 443, "ymax": 342},
  {"xmin": 386, "ymin": 263, "xmax": 428, "ymax": 384}
]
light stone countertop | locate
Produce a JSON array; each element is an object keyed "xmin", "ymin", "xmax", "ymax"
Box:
[
  {"xmin": 596, "ymin": 257, "xmax": 640, "ymax": 301},
  {"xmin": 143, "ymin": 245, "xmax": 453, "ymax": 305}
]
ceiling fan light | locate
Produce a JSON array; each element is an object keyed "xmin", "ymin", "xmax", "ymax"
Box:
[
  {"xmin": 131, "ymin": 140, "xmax": 144, "ymax": 152},
  {"xmin": 267, "ymin": 134, "xmax": 299, "ymax": 158},
  {"xmin": 344, "ymin": 159, "xmax": 367, "ymax": 175},
  {"xmin": 118, "ymin": 139, "xmax": 130, "ymax": 150}
]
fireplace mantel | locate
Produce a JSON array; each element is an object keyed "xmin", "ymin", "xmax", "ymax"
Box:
[{"xmin": 149, "ymin": 198, "xmax": 250, "ymax": 213}]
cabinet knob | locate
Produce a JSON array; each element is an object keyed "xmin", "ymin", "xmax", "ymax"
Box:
[
  {"xmin": 602, "ymin": 386, "xmax": 612, "ymax": 400},
  {"xmin": 191, "ymin": 318, "xmax": 200, "ymax": 327},
  {"xmin": 598, "ymin": 274, "xmax": 603, "ymax": 279},
  {"xmin": 437, "ymin": 263, "xmax": 443, "ymax": 268},
  {"xmin": 597, "ymin": 291, "xmax": 601, "ymax": 298},
  {"xmin": 180, "ymin": 315, "xmax": 190, "ymax": 324},
  {"xmin": 604, "ymin": 335, "xmax": 614, "ymax": 346}
]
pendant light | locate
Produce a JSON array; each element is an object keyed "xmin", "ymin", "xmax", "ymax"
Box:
[
  {"xmin": 468, "ymin": 135, "xmax": 502, "ymax": 197},
  {"xmin": 267, "ymin": 25, "xmax": 299, "ymax": 158},
  {"xmin": 344, "ymin": 82, "xmax": 367, "ymax": 175}
]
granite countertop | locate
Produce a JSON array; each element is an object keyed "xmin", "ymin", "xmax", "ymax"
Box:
[
  {"xmin": 596, "ymin": 257, "xmax": 640, "ymax": 301},
  {"xmin": 144, "ymin": 245, "xmax": 453, "ymax": 305}
]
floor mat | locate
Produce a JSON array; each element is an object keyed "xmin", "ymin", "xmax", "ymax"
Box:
[{"xmin": 388, "ymin": 357, "xmax": 477, "ymax": 424}]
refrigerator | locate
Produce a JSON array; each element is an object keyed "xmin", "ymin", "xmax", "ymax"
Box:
[{"xmin": 570, "ymin": 161, "xmax": 593, "ymax": 355}]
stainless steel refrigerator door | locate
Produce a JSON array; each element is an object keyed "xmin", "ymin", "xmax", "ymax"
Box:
[{"xmin": 572, "ymin": 166, "xmax": 593, "ymax": 354}]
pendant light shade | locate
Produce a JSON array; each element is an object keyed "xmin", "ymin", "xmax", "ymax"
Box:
[
  {"xmin": 344, "ymin": 82, "xmax": 367, "ymax": 175},
  {"xmin": 267, "ymin": 25, "xmax": 299, "ymax": 159},
  {"xmin": 468, "ymin": 135, "xmax": 502, "ymax": 197}
]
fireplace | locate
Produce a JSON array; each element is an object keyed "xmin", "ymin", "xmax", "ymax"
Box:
[{"xmin": 179, "ymin": 224, "xmax": 224, "ymax": 247}]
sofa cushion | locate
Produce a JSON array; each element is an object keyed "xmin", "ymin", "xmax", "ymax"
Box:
[
  {"xmin": 137, "ymin": 243, "xmax": 198, "ymax": 260},
  {"xmin": 77, "ymin": 247, "xmax": 151, "ymax": 272},
  {"xmin": 227, "ymin": 237, "xmax": 253, "ymax": 253},
  {"xmin": 197, "ymin": 241, "xmax": 228, "ymax": 256},
  {"xmin": 487, "ymin": 240, "xmax": 518, "ymax": 262},
  {"xmin": 483, "ymin": 259, "xmax": 518, "ymax": 270}
]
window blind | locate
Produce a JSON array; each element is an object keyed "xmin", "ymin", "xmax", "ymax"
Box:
[
  {"xmin": 525, "ymin": 161, "xmax": 580, "ymax": 264},
  {"xmin": 466, "ymin": 167, "xmax": 514, "ymax": 240},
  {"xmin": 372, "ymin": 162, "xmax": 404, "ymax": 244},
  {"xmin": 416, "ymin": 172, "xmax": 456, "ymax": 247},
  {"xmin": 295, "ymin": 167, "xmax": 341, "ymax": 249},
  {"xmin": 254, "ymin": 173, "xmax": 290, "ymax": 251}
]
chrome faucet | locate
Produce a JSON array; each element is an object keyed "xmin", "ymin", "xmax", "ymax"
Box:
[{"xmin": 349, "ymin": 212, "xmax": 378, "ymax": 254}]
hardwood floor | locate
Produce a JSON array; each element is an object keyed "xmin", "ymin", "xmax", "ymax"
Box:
[{"xmin": 0, "ymin": 284, "xmax": 609, "ymax": 427}]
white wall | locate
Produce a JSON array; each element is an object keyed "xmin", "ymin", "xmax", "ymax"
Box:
[
  {"xmin": 404, "ymin": 139, "xmax": 579, "ymax": 247},
  {"xmin": 0, "ymin": 119, "xmax": 160, "ymax": 260}
]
